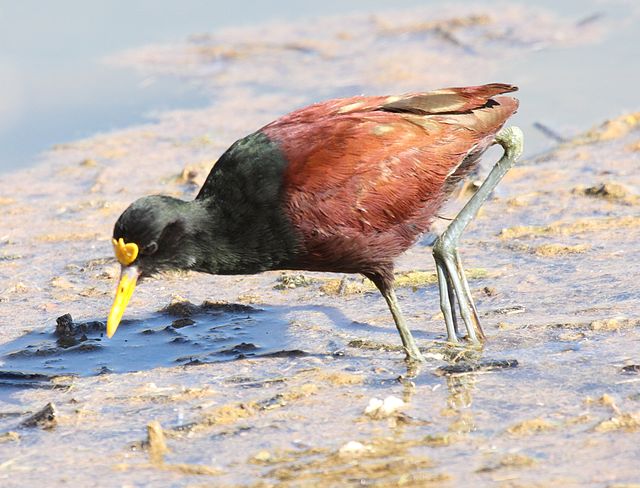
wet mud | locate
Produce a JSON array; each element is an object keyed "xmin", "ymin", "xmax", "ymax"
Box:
[{"xmin": 1, "ymin": 3, "xmax": 640, "ymax": 487}]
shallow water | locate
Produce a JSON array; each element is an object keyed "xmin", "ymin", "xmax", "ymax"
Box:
[{"xmin": 1, "ymin": 2, "xmax": 640, "ymax": 487}]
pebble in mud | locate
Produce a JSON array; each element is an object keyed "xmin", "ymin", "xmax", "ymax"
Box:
[
  {"xmin": 338, "ymin": 440, "xmax": 370, "ymax": 457},
  {"xmin": 621, "ymin": 365, "xmax": 640, "ymax": 374},
  {"xmin": 20, "ymin": 402, "xmax": 57, "ymax": 430}
]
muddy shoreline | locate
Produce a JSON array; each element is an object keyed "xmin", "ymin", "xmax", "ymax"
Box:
[{"xmin": 1, "ymin": 4, "xmax": 640, "ymax": 487}]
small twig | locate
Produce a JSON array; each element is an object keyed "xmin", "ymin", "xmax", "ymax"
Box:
[
  {"xmin": 533, "ymin": 122, "xmax": 568, "ymax": 143},
  {"xmin": 576, "ymin": 12, "xmax": 604, "ymax": 28}
]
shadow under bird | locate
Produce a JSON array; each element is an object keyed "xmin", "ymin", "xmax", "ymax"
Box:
[{"xmin": 108, "ymin": 83, "xmax": 523, "ymax": 361}]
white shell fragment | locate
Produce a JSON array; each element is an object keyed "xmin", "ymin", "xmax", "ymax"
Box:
[
  {"xmin": 338, "ymin": 441, "xmax": 369, "ymax": 456},
  {"xmin": 364, "ymin": 395, "xmax": 406, "ymax": 418}
]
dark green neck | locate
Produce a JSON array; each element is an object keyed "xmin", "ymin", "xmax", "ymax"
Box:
[
  {"xmin": 185, "ymin": 197, "xmax": 299, "ymax": 276},
  {"xmin": 186, "ymin": 130, "xmax": 300, "ymax": 275}
]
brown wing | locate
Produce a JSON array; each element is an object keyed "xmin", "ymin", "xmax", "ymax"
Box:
[{"xmin": 261, "ymin": 84, "xmax": 518, "ymax": 270}]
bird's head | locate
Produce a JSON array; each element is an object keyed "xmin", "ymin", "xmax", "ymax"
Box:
[{"xmin": 107, "ymin": 195, "xmax": 193, "ymax": 338}]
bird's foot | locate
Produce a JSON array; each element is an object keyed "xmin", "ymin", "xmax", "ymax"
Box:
[{"xmin": 433, "ymin": 245, "xmax": 484, "ymax": 344}]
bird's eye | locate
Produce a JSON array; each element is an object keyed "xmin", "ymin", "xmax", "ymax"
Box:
[{"xmin": 143, "ymin": 241, "xmax": 158, "ymax": 255}]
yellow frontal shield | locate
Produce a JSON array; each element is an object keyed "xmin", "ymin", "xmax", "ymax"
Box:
[
  {"xmin": 112, "ymin": 238, "xmax": 138, "ymax": 266},
  {"xmin": 107, "ymin": 265, "xmax": 139, "ymax": 338}
]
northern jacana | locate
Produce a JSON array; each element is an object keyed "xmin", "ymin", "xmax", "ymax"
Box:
[{"xmin": 108, "ymin": 83, "xmax": 523, "ymax": 361}]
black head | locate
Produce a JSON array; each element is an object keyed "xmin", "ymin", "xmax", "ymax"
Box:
[{"xmin": 113, "ymin": 195, "xmax": 194, "ymax": 278}]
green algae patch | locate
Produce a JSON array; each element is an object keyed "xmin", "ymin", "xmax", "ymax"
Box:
[
  {"xmin": 420, "ymin": 433, "xmax": 459, "ymax": 447},
  {"xmin": 509, "ymin": 243, "xmax": 591, "ymax": 258},
  {"xmin": 573, "ymin": 112, "xmax": 640, "ymax": 144},
  {"xmin": 347, "ymin": 338, "xmax": 405, "ymax": 352},
  {"xmin": 264, "ymin": 436, "xmax": 449, "ymax": 487},
  {"xmin": 499, "ymin": 215, "xmax": 640, "ymax": 240},
  {"xmin": 507, "ymin": 418, "xmax": 556, "ymax": 436},
  {"xmin": 320, "ymin": 268, "xmax": 489, "ymax": 295},
  {"xmin": 0, "ymin": 431, "xmax": 20, "ymax": 443},
  {"xmin": 274, "ymin": 273, "xmax": 318, "ymax": 290},
  {"xmin": 590, "ymin": 318, "xmax": 640, "ymax": 331},
  {"xmin": 586, "ymin": 394, "xmax": 640, "ymax": 433},
  {"xmin": 594, "ymin": 413, "xmax": 640, "ymax": 433},
  {"xmin": 477, "ymin": 453, "xmax": 536, "ymax": 473},
  {"xmin": 572, "ymin": 182, "xmax": 639, "ymax": 205}
]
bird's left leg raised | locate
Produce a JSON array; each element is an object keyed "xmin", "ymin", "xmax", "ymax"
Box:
[{"xmin": 433, "ymin": 126, "xmax": 524, "ymax": 343}]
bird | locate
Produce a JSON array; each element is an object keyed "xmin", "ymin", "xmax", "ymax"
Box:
[{"xmin": 107, "ymin": 83, "xmax": 523, "ymax": 362}]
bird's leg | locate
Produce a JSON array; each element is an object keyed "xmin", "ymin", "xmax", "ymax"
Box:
[
  {"xmin": 381, "ymin": 287, "xmax": 425, "ymax": 362},
  {"xmin": 435, "ymin": 260, "xmax": 457, "ymax": 342},
  {"xmin": 367, "ymin": 272, "xmax": 425, "ymax": 362},
  {"xmin": 453, "ymin": 249, "xmax": 481, "ymax": 335},
  {"xmin": 445, "ymin": 270, "xmax": 459, "ymax": 335},
  {"xmin": 433, "ymin": 126, "xmax": 523, "ymax": 343}
]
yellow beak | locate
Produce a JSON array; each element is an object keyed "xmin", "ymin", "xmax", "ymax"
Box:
[{"xmin": 107, "ymin": 266, "xmax": 139, "ymax": 338}]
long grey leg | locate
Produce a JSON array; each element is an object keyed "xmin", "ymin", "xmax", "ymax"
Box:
[
  {"xmin": 435, "ymin": 259, "xmax": 458, "ymax": 343},
  {"xmin": 454, "ymin": 250, "xmax": 483, "ymax": 339},
  {"xmin": 381, "ymin": 288, "xmax": 425, "ymax": 362},
  {"xmin": 367, "ymin": 271, "xmax": 425, "ymax": 362},
  {"xmin": 445, "ymin": 271, "xmax": 459, "ymax": 335},
  {"xmin": 433, "ymin": 126, "xmax": 524, "ymax": 342}
]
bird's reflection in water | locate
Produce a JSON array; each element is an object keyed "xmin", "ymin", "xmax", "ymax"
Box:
[
  {"xmin": 443, "ymin": 374, "xmax": 477, "ymax": 434},
  {"xmin": 398, "ymin": 357, "xmax": 478, "ymax": 428}
]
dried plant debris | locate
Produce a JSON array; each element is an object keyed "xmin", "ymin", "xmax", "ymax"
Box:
[
  {"xmin": 621, "ymin": 365, "xmax": 640, "ymax": 374},
  {"xmin": 313, "ymin": 370, "xmax": 364, "ymax": 386},
  {"xmin": 116, "ymin": 460, "xmax": 222, "ymax": 477},
  {"xmin": 175, "ymin": 161, "xmax": 213, "ymax": 187},
  {"xmin": 436, "ymin": 359, "xmax": 518, "ymax": 376},
  {"xmin": 477, "ymin": 453, "xmax": 536, "ymax": 473},
  {"xmin": 160, "ymin": 297, "xmax": 258, "ymax": 317},
  {"xmin": 594, "ymin": 413, "xmax": 640, "ymax": 433},
  {"xmin": 589, "ymin": 318, "xmax": 640, "ymax": 331},
  {"xmin": 533, "ymin": 243, "xmax": 590, "ymax": 256},
  {"xmin": 170, "ymin": 369, "xmax": 357, "ymax": 435},
  {"xmin": 274, "ymin": 273, "xmax": 318, "ymax": 289},
  {"xmin": 587, "ymin": 395, "xmax": 640, "ymax": 433},
  {"xmin": 0, "ymin": 431, "xmax": 20, "ymax": 444},
  {"xmin": 508, "ymin": 242, "xmax": 590, "ymax": 256},
  {"xmin": 264, "ymin": 436, "xmax": 448, "ymax": 486},
  {"xmin": 347, "ymin": 338, "xmax": 405, "ymax": 352},
  {"xmin": 320, "ymin": 268, "xmax": 488, "ymax": 295},
  {"xmin": 0, "ymin": 252, "xmax": 21, "ymax": 262},
  {"xmin": 118, "ymin": 420, "xmax": 223, "ymax": 475},
  {"xmin": 500, "ymin": 215, "xmax": 640, "ymax": 239},
  {"xmin": 376, "ymin": 14, "xmax": 491, "ymax": 36},
  {"xmin": 507, "ymin": 418, "xmax": 556, "ymax": 436},
  {"xmin": 147, "ymin": 421, "xmax": 169, "ymax": 465},
  {"xmin": 573, "ymin": 113, "xmax": 640, "ymax": 144},
  {"xmin": 484, "ymin": 305, "xmax": 526, "ymax": 316},
  {"xmin": 627, "ymin": 140, "xmax": 640, "ymax": 152},
  {"xmin": 572, "ymin": 182, "xmax": 638, "ymax": 204}
]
